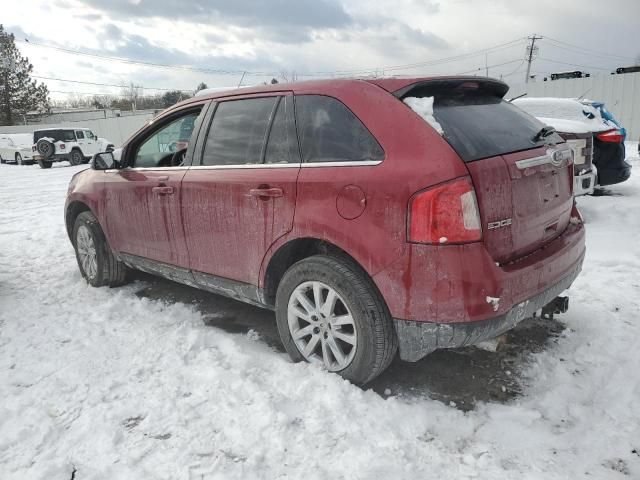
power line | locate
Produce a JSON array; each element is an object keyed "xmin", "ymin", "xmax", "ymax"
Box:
[
  {"xmin": 455, "ymin": 58, "xmax": 523, "ymax": 75},
  {"xmin": 48, "ymin": 89, "xmax": 167, "ymax": 98},
  {"xmin": 13, "ymin": 32, "xmax": 529, "ymax": 78},
  {"xmin": 537, "ymin": 57, "xmax": 614, "ymax": 71},
  {"xmin": 541, "ymin": 36, "xmax": 636, "ymax": 62},
  {"xmin": 32, "ymin": 74, "xmax": 193, "ymax": 92}
]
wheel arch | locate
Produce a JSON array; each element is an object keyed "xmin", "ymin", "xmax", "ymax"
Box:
[
  {"xmin": 262, "ymin": 237, "xmax": 379, "ymax": 308},
  {"xmin": 65, "ymin": 200, "xmax": 92, "ymax": 241}
]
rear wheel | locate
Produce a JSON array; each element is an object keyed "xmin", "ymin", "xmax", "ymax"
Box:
[
  {"xmin": 38, "ymin": 159, "xmax": 52, "ymax": 169},
  {"xmin": 275, "ymin": 255, "xmax": 397, "ymax": 385},
  {"xmin": 15, "ymin": 153, "xmax": 23, "ymax": 165},
  {"xmin": 70, "ymin": 149, "xmax": 84, "ymax": 166},
  {"xmin": 73, "ymin": 211, "xmax": 128, "ymax": 287}
]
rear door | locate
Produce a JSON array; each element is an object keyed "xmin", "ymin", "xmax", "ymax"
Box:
[
  {"xmin": 401, "ymin": 79, "xmax": 574, "ymax": 264},
  {"xmin": 181, "ymin": 93, "xmax": 300, "ymax": 286}
]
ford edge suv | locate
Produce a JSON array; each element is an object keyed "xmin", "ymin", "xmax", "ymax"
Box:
[{"xmin": 65, "ymin": 77, "xmax": 586, "ymax": 384}]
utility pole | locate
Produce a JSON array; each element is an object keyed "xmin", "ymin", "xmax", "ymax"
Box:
[
  {"xmin": 485, "ymin": 53, "xmax": 489, "ymax": 77},
  {"xmin": 525, "ymin": 34, "xmax": 542, "ymax": 84}
]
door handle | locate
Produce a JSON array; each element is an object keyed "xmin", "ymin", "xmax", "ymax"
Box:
[
  {"xmin": 152, "ymin": 186, "xmax": 174, "ymax": 195},
  {"xmin": 249, "ymin": 187, "xmax": 283, "ymax": 198},
  {"xmin": 155, "ymin": 175, "xmax": 169, "ymax": 181}
]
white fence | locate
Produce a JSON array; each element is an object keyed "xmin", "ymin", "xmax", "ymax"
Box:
[
  {"xmin": 0, "ymin": 112, "xmax": 154, "ymax": 147},
  {"xmin": 507, "ymin": 72, "xmax": 640, "ymax": 140}
]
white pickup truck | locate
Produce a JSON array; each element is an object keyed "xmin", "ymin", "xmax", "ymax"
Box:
[{"xmin": 33, "ymin": 128, "xmax": 114, "ymax": 168}]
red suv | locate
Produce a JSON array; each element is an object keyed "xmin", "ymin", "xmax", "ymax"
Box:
[{"xmin": 65, "ymin": 77, "xmax": 585, "ymax": 384}]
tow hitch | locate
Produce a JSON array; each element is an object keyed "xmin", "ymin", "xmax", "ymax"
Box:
[{"xmin": 540, "ymin": 296, "xmax": 569, "ymax": 320}]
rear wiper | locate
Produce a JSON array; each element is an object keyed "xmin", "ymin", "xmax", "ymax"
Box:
[{"xmin": 532, "ymin": 125, "xmax": 556, "ymax": 143}]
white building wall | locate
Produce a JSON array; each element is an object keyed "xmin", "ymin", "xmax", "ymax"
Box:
[
  {"xmin": 0, "ymin": 112, "xmax": 154, "ymax": 147},
  {"xmin": 507, "ymin": 72, "xmax": 640, "ymax": 140}
]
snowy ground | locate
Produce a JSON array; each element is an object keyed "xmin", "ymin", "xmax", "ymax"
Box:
[{"xmin": 1, "ymin": 145, "xmax": 639, "ymax": 479}]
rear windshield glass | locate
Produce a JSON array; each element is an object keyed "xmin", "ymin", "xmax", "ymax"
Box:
[
  {"xmin": 402, "ymin": 83, "xmax": 564, "ymax": 162},
  {"xmin": 34, "ymin": 130, "xmax": 76, "ymax": 142}
]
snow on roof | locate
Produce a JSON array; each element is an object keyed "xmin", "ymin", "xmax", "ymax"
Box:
[
  {"xmin": 536, "ymin": 117, "xmax": 591, "ymax": 134},
  {"xmin": 513, "ymin": 97, "xmax": 612, "ymax": 133},
  {"xmin": 403, "ymin": 96, "xmax": 444, "ymax": 135}
]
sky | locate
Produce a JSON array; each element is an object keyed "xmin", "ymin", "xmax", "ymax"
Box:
[{"xmin": 2, "ymin": 0, "xmax": 640, "ymax": 102}]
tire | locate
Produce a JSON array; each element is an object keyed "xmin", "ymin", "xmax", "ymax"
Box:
[
  {"xmin": 36, "ymin": 138, "xmax": 55, "ymax": 159},
  {"xmin": 72, "ymin": 211, "xmax": 128, "ymax": 287},
  {"xmin": 69, "ymin": 149, "xmax": 84, "ymax": 166},
  {"xmin": 275, "ymin": 255, "xmax": 397, "ymax": 385},
  {"xmin": 0, "ymin": 155, "xmax": 4, "ymax": 164},
  {"xmin": 15, "ymin": 153, "xmax": 23, "ymax": 165},
  {"xmin": 38, "ymin": 159, "xmax": 52, "ymax": 169}
]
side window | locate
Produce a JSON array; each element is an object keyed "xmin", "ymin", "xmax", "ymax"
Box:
[
  {"xmin": 265, "ymin": 97, "xmax": 298, "ymax": 164},
  {"xmin": 133, "ymin": 110, "xmax": 202, "ymax": 168},
  {"xmin": 295, "ymin": 95, "xmax": 384, "ymax": 163},
  {"xmin": 63, "ymin": 130, "xmax": 76, "ymax": 142},
  {"xmin": 75, "ymin": 131, "xmax": 85, "ymax": 139},
  {"xmin": 202, "ymin": 97, "xmax": 276, "ymax": 166},
  {"xmin": 86, "ymin": 131, "xmax": 96, "ymax": 140}
]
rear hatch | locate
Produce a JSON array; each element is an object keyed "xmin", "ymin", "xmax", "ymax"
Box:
[{"xmin": 397, "ymin": 78, "xmax": 574, "ymax": 265}]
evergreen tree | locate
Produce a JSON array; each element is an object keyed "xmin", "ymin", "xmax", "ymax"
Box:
[{"xmin": 0, "ymin": 25, "xmax": 50, "ymax": 125}]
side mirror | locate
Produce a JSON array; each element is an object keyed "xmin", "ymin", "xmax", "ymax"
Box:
[{"xmin": 93, "ymin": 151, "xmax": 117, "ymax": 170}]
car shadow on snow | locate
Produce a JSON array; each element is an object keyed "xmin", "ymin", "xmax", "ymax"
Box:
[{"xmin": 133, "ymin": 272, "xmax": 567, "ymax": 412}]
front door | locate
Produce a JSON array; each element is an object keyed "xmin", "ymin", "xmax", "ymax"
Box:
[
  {"xmin": 75, "ymin": 130, "xmax": 89, "ymax": 156},
  {"xmin": 103, "ymin": 105, "xmax": 207, "ymax": 269},
  {"xmin": 181, "ymin": 94, "xmax": 300, "ymax": 286}
]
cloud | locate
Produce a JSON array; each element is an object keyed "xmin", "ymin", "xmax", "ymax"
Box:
[{"xmin": 77, "ymin": 0, "xmax": 353, "ymax": 44}]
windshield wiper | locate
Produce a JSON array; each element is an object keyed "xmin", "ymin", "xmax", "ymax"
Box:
[{"xmin": 532, "ymin": 125, "xmax": 556, "ymax": 143}]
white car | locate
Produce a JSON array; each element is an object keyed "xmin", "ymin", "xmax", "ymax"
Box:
[
  {"xmin": 33, "ymin": 128, "xmax": 114, "ymax": 169},
  {"xmin": 0, "ymin": 134, "xmax": 35, "ymax": 165}
]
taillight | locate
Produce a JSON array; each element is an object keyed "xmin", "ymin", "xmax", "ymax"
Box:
[
  {"xmin": 59, "ymin": 143, "xmax": 66, "ymax": 149},
  {"xmin": 596, "ymin": 129, "xmax": 624, "ymax": 143},
  {"xmin": 408, "ymin": 176, "xmax": 482, "ymax": 244}
]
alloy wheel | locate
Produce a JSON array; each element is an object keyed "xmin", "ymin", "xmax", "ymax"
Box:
[
  {"xmin": 76, "ymin": 225, "xmax": 98, "ymax": 279},
  {"xmin": 287, "ymin": 281, "xmax": 357, "ymax": 371}
]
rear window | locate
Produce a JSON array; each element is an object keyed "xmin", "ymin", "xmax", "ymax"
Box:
[
  {"xmin": 34, "ymin": 130, "xmax": 76, "ymax": 142},
  {"xmin": 402, "ymin": 83, "xmax": 563, "ymax": 162}
]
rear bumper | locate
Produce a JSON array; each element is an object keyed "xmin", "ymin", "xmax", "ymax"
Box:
[
  {"xmin": 574, "ymin": 168, "xmax": 596, "ymax": 196},
  {"xmin": 597, "ymin": 160, "xmax": 631, "ymax": 186},
  {"xmin": 394, "ymin": 257, "xmax": 583, "ymax": 361}
]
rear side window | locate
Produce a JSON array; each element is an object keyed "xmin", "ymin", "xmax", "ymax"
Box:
[
  {"xmin": 402, "ymin": 83, "xmax": 563, "ymax": 162},
  {"xmin": 295, "ymin": 95, "xmax": 384, "ymax": 163},
  {"xmin": 202, "ymin": 97, "xmax": 277, "ymax": 166},
  {"xmin": 75, "ymin": 131, "xmax": 85, "ymax": 139}
]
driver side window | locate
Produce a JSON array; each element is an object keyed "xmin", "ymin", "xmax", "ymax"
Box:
[{"xmin": 133, "ymin": 110, "xmax": 201, "ymax": 168}]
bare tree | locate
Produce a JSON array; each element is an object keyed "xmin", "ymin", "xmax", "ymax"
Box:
[
  {"xmin": 279, "ymin": 70, "xmax": 298, "ymax": 83},
  {"xmin": 122, "ymin": 82, "xmax": 143, "ymax": 110}
]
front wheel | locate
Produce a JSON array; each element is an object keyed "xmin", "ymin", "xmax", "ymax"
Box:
[
  {"xmin": 275, "ymin": 255, "xmax": 397, "ymax": 385},
  {"xmin": 72, "ymin": 211, "xmax": 128, "ymax": 287},
  {"xmin": 16, "ymin": 153, "xmax": 23, "ymax": 165}
]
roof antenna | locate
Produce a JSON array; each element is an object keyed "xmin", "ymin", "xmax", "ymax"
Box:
[
  {"xmin": 507, "ymin": 92, "xmax": 528, "ymax": 103},
  {"xmin": 577, "ymin": 88, "xmax": 591, "ymax": 100}
]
